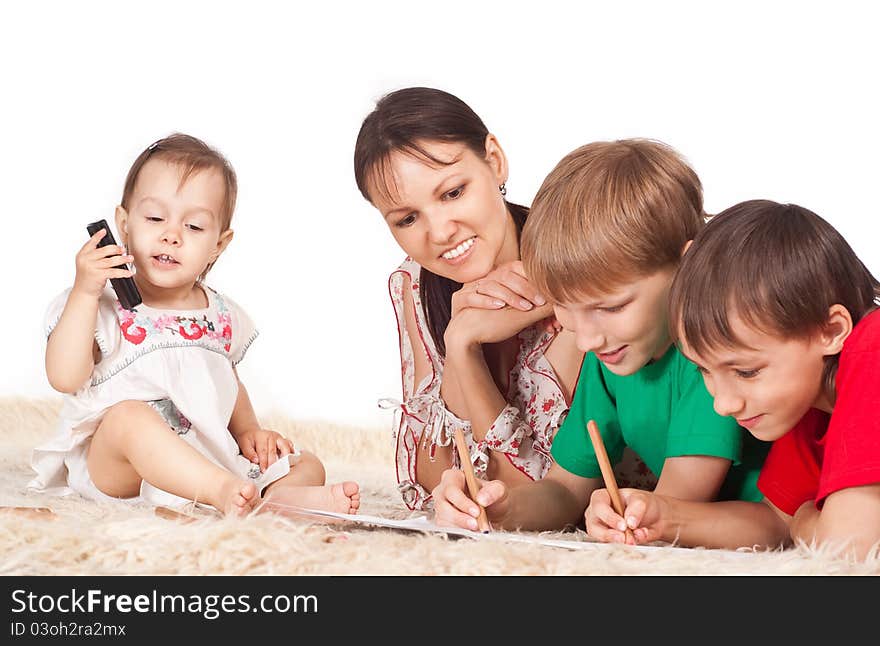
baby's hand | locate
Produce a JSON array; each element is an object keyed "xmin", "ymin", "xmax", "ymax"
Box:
[
  {"xmin": 236, "ymin": 428, "xmax": 294, "ymax": 472},
  {"xmin": 72, "ymin": 228, "xmax": 134, "ymax": 299}
]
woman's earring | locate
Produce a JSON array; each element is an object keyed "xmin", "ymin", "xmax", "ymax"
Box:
[{"xmin": 499, "ymin": 183, "xmax": 507, "ymax": 196}]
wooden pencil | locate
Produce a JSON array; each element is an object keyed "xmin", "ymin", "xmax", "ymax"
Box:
[
  {"xmin": 0, "ymin": 506, "xmax": 57, "ymax": 520},
  {"xmin": 154, "ymin": 506, "xmax": 197, "ymax": 524},
  {"xmin": 452, "ymin": 428, "xmax": 491, "ymax": 532},
  {"xmin": 586, "ymin": 419, "xmax": 635, "ymax": 543}
]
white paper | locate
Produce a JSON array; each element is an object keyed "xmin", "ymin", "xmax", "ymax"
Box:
[{"xmin": 255, "ymin": 501, "xmax": 756, "ymax": 559}]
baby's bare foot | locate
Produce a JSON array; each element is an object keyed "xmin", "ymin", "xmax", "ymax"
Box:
[
  {"xmin": 262, "ymin": 481, "xmax": 360, "ymax": 518},
  {"xmin": 217, "ymin": 478, "xmax": 260, "ymax": 517},
  {"xmin": 332, "ymin": 481, "xmax": 360, "ymax": 515}
]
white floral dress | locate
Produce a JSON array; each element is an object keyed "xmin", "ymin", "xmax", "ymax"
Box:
[
  {"xmin": 31, "ymin": 284, "xmax": 295, "ymax": 509},
  {"xmin": 384, "ymin": 258, "xmax": 572, "ymax": 511}
]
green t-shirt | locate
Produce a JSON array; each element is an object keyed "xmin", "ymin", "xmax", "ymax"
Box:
[{"xmin": 551, "ymin": 344, "xmax": 769, "ymax": 502}]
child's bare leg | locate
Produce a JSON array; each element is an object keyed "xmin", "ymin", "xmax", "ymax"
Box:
[
  {"xmin": 87, "ymin": 400, "xmax": 258, "ymax": 516},
  {"xmin": 261, "ymin": 450, "xmax": 360, "ymax": 515}
]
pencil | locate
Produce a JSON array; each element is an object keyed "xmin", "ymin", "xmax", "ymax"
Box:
[
  {"xmin": 586, "ymin": 419, "xmax": 634, "ymax": 543},
  {"xmin": 0, "ymin": 506, "xmax": 56, "ymax": 520},
  {"xmin": 452, "ymin": 428, "xmax": 491, "ymax": 532},
  {"xmin": 154, "ymin": 506, "xmax": 197, "ymax": 524}
]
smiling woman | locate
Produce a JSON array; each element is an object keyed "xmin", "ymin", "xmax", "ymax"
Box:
[{"xmin": 353, "ymin": 88, "xmax": 653, "ymax": 511}]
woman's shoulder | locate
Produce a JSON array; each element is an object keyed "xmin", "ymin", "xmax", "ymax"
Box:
[{"xmin": 389, "ymin": 256, "xmax": 421, "ymax": 284}]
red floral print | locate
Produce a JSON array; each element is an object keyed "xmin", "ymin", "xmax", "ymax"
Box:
[
  {"xmin": 179, "ymin": 322, "xmax": 204, "ymax": 340},
  {"xmin": 121, "ymin": 319, "xmax": 147, "ymax": 345}
]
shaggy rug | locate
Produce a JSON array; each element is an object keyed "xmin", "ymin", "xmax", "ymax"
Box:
[{"xmin": 2, "ymin": 396, "xmax": 878, "ymax": 576}]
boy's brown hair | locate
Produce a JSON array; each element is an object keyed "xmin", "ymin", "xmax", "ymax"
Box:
[
  {"xmin": 121, "ymin": 133, "xmax": 238, "ymax": 232},
  {"xmin": 521, "ymin": 138, "xmax": 704, "ymax": 303},
  {"xmin": 668, "ymin": 199, "xmax": 880, "ymax": 401}
]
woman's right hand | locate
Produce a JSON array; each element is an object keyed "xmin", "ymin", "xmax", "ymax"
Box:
[
  {"xmin": 72, "ymin": 228, "xmax": 134, "ymax": 299},
  {"xmin": 432, "ymin": 468, "xmax": 510, "ymax": 530},
  {"xmin": 451, "ymin": 260, "xmax": 547, "ymax": 318}
]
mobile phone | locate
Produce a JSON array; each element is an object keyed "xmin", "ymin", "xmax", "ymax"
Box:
[{"xmin": 86, "ymin": 219, "xmax": 142, "ymax": 311}]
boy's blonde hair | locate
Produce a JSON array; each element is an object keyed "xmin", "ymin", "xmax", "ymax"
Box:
[
  {"xmin": 521, "ymin": 139, "xmax": 704, "ymax": 302},
  {"xmin": 121, "ymin": 133, "xmax": 238, "ymax": 232}
]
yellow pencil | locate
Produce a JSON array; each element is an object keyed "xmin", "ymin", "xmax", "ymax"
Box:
[
  {"xmin": 452, "ymin": 428, "xmax": 491, "ymax": 532},
  {"xmin": 587, "ymin": 419, "xmax": 634, "ymax": 543}
]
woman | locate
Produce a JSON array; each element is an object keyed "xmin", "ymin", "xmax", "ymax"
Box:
[{"xmin": 354, "ymin": 87, "xmax": 652, "ymax": 510}]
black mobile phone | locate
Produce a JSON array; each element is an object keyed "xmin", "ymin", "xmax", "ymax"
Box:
[{"xmin": 86, "ymin": 219, "xmax": 142, "ymax": 311}]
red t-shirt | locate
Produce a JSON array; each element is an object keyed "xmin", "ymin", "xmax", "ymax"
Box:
[{"xmin": 757, "ymin": 308, "xmax": 880, "ymax": 516}]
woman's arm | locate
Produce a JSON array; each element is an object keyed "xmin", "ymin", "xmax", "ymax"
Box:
[
  {"xmin": 398, "ymin": 276, "xmax": 456, "ymax": 489},
  {"xmin": 441, "ymin": 340, "xmax": 534, "ymax": 485},
  {"xmin": 438, "ymin": 260, "xmax": 550, "ymax": 423},
  {"xmin": 443, "ymin": 304, "xmax": 554, "ymax": 436},
  {"xmin": 443, "ymin": 304, "xmax": 555, "ymax": 483},
  {"xmin": 397, "ymin": 263, "xmax": 564, "ymax": 496}
]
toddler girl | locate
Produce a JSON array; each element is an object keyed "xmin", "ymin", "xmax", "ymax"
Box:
[{"xmin": 32, "ymin": 133, "xmax": 360, "ymax": 517}]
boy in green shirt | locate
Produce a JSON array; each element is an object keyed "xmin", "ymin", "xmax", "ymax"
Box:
[{"xmin": 433, "ymin": 139, "xmax": 769, "ymax": 536}]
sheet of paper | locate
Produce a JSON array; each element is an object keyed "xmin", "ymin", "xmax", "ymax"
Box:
[{"xmin": 256, "ymin": 501, "xmax": 756, "ymax": 559}]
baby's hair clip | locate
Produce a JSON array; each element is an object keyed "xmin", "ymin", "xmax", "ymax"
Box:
[{"xmin": 147, "ymin": 140, "xmax": 160, "ymax": 151}]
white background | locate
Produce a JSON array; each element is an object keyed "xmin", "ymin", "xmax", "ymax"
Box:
[{"xmin": 2, "ymin": 1, "xmax": 877, "ymax": 428}]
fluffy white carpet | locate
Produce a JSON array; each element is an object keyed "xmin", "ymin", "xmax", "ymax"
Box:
[{"xmin": 2, "ymin": 396, "xmax": 877, "ymax": 575}]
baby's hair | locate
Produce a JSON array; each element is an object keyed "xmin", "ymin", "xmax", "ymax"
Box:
[
  {"xmin": 121, "ymin": 133, "xmax": 238, "ymax": 233},
  {"xmin": 668, "ymin": 199, "xmax": 880, "ymax": 401},
  {"xmin": 521, "ymin": 138, "xmax": 704, "ymax": 303}
]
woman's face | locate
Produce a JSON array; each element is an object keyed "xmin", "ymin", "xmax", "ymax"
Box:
[{"xmin": 368, "ymin": 137, "xmax": 518, "ymax": 284}]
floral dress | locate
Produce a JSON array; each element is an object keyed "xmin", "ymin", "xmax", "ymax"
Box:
[
  {"xmin": 383, "ymin": 258, "xmax": 572, "ymax": 511},
  {"xmin": 31, "ymin": 284, "xmax": 295, "ymax": 509}
]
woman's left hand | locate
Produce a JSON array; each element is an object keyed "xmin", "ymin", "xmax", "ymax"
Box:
[
  {"xmin": 235, "ymin": 428, "xmax": 295, "ymax": 472},
  {"xmin": 444, "ymin": 301, "xmax": 555, "ymax": 350},
  {"xmin": 452, "ymin": 260, "xmax": 548, "ymax": 318}
]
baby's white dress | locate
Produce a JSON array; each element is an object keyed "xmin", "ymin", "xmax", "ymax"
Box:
[{"xmin": 30, "ymin": 284, "xmax": 294, "ymax": 509}]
